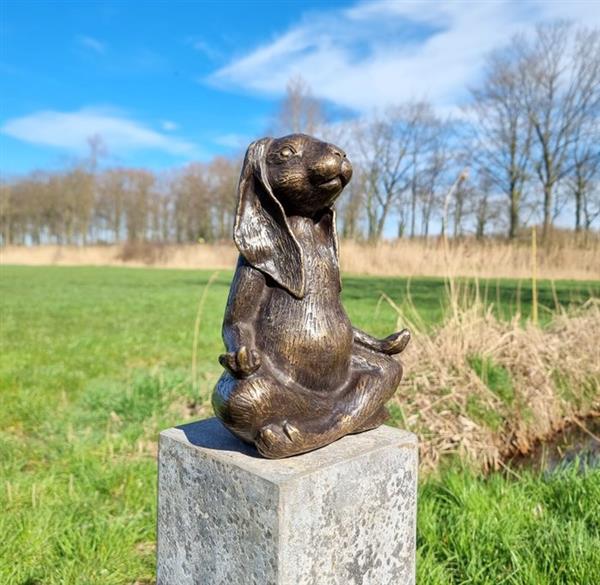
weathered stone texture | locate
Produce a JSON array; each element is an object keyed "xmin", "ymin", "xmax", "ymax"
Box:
[{"xmin": 157, "ymin": 417, "xmax": 417, "ymax": 585}]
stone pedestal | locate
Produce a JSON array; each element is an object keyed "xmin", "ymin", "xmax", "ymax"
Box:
[{"xmin": 157, "ymin": 418, "xmax": 418, "ymax": 585}]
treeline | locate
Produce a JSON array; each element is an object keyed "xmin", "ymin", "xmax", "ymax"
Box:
[
  {"xmin": 1, "ymin": 22, "xmax": 599, "ymax": 246},
  {"xmin": 0, "ymin": 156, "xmax": 239, "ymax": 245}
]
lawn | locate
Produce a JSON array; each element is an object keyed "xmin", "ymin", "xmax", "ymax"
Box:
[{"xmin": 1, "ymin": 265, "xmax": 599, "ymax": 584}]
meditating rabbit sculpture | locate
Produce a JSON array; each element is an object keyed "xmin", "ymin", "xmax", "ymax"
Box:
[{"xmin": 212, "ymin": 134, "xmax": 410, "ymax": 458}]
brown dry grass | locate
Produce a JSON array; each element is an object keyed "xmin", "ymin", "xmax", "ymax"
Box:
[
  {"xmin": 340, "ymin": 237, "xmax": 600, "ymax": 280},
  {"xmin": 390, "ymin": 286, "xmax": 600, "ymax": 472},
  {"xmin": 2, "ymin": 236, "xmax": 599, "ymax": 279},
  {"xmin": 0, "ymin": 243, "xmax": 237, "ymax": 270}
]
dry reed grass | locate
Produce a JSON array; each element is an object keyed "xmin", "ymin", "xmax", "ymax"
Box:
[
  {"xmin": 340, "ymin": 237, "xmax": 600, "ymax": 280},
  {"xmin": 0, "ymin": 243, "xmax": 237, "ymax": 270},
  {"xmin": 2, "ymin": 236, "xmax": 599, "ymax": 279},
  {"xmin": 389, "ymin": 284, "xmax": 600, "ymax": 472}
]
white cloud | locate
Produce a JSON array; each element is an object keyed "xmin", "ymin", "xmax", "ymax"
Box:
[
  {"xmin": 161, "ymin": 120, "xmax": 179, "ymax": 131},
  {"xmin": 187, "ymin": 37, "xmax": 221, "ymax": 61},
  {"xmin": 208, "ymin": 0, "xmax": 600, "ymax": 114},
  {"xmin": 1, "ymin": 107, "xmax": 197, "ymax": 156},
  {"xmin": 77, "ymin": 35, "xmax": 106, "ymax": 54},
  {"xmin": 213, "ymin": 132, "xmax": 250, "ymax": 149}
]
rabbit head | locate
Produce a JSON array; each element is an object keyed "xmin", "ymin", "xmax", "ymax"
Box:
[
  {"xmin": 265, "ymin": 134, "xmax": 352, "ymax": 215},
  {"xmin": 233, "ymin": 134, "xmax": 352, "ymax": 299}
]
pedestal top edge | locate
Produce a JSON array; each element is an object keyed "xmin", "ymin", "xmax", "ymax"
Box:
[{"xmin": 160, "ymin": 417, "xmax": 417, "ymax": 484}]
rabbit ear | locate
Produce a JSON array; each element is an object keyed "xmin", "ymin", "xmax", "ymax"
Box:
[{"xmin": 233, "ymin": 138, "xmax": 305, "ymax": 298}]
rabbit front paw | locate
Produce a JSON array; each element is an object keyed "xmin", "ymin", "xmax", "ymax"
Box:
[
  {"xmin": 380, "ymin": 329, "xmax": 410, "ymax": 355},
  {"xmin": 219, "ymin": 345, "xmax": 261, "ymax": 378}
]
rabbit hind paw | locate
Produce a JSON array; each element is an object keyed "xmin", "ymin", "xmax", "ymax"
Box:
[{"xmin": 255, "ymin": 420, "xmax": 301, "ymax": 458}]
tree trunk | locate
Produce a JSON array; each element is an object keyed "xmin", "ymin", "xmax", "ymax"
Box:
[
  {"xmin": 366, "ymin": 197, "xmax": 378, "ymax": 241},
  {"xmin": 410, "ymin": 165, "xmax": 417, "ymax": 238},
  {"xmin": 398, "ymin": 220, "xmax": 405, "ymax": 238},
  {"xmin": 476, "ymin": 198, "xmax": 487, "ymax": 240},
  {"xmin": 542, "ymin": 183, "xmax": 553, "ymax": 242},
  {"xmin": 376, "ymin": 214, "xmax": 386, "ymax": 240},
  {"xmin": 509, "ymin": 189, "xmax": 520, "ymax": 239},
  {"xmin": 574, "ymin": 182, "xmax": 582, "ymax": 233}
]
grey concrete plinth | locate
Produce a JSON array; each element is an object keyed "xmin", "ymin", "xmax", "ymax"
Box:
[{"xmin": 157, "ymin": 417, "xmax": 418, "ymax": 585}]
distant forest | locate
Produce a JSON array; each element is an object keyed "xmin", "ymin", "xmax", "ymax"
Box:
[{"xmin": 2, "ymin": 22, "xmax": 599, "ymax": 246}]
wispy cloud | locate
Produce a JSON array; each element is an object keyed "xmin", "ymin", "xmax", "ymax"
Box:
[
  {"xmin": 77, "ymin": 35, "xmax": 106, "ymax": 54},
  {"xmin": 213, "ymin": 132, "xmax": 250, "ymax": 149},
  {"xmin": 208, "ymin": 0, "xmax": 600, "ymax": 113},
  {"xmin": 161, "ymin": 120, "xmax": 179, "ymax": 132},
  {"xmin": 187, "ymin": 37, "xmax": 221, "ymax": 61},
  {"xmin": 1, "ymin": 107, "xmax": 197, "ymax": 156}
]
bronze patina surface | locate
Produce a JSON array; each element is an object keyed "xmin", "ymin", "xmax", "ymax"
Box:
[{"xmin": 211, "ymin": 134, "xmax": 410, "ymax": 458}]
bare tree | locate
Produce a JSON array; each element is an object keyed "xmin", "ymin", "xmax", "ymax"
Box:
[
  {"xmin": 409, "ymin": 107, "xmax": 454, "ymax": 238},
  {"xmin": 452, "ymin": 181, "xmax": 469, "ymax": 238},
  {"xmin": 172, "ymin": 164, "xmax": 213, "ymax": 243},
  {"xmin": 517, "ymin": 23, "xmax": 600, "ymax": 241},
  {"xmin": 0, "ymin": 180, "xmax": 12, "ymax": 245},
  {"xmin": 353, "ymin": 104, "xmax": 425, "ymax": 240},
  {"xmin": 466, "ymin": 46, "xmax": 532, "ymax": 239},
  {"xmin": 44, "ymin": 174, "xmax": 65, "ymax": 244},
  {"xmin": 582, "ymin": 181, "xmax": 600, "ymax": 230},
  {"xmin": 418, "ymin": 142, "xmax": 451, "ymax": 237},
  {"xmin": 96, "ymin": 169, "xmax": 127, "ymax": 242},
  {"xmin": 337, "ymin": 165, "xmax": 366, "ymax": 239},
  {"xmin": 123, "ymin": 169, "xmax": 154, "ymax": 242},
  {"xmin": 207, "ymin": 156, "xmax": 239, "ymax": 241},
  {"xmin": 473, "ymin": 172, "xmax": 504, "ymax": 239},
  {"xmin": 274, "ymin": 76, "xmax": 325, "ymax": 135},
  {"xmin": 566, "ymin": 119, "xmax": 600, "ymax": 232},
  {"xmin": 406, "ymin": 102, "xmax": 446, "ymax": 238}
]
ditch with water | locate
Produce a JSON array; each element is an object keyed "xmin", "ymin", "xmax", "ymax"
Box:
[{"xmin": 508, "ymin": 416, "xmax": 600, "ymax": 473}]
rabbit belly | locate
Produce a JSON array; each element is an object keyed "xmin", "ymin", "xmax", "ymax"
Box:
[{"xmin": 257, "ymin": 292, "xmax": 353, "ymax": 392}]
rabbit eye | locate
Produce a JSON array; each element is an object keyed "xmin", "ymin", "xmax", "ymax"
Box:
[{"xmin": 280, "ymin": 146, "xmax": 294, "ymax": 158}]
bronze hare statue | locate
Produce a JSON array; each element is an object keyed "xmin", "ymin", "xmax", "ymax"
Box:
[{"xmin": 212, "ymin": 134, "xmax": 410, "ymax": 458}]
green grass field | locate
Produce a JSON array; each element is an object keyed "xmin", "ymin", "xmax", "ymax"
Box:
[{"xmin": 1, "ymin": 265, "xmax": 599, "ymax": 584}]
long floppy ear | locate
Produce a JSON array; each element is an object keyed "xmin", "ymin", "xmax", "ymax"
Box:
[{"xmin": 233, "ymin": 138, "xmax": 305, "ymax": 298}]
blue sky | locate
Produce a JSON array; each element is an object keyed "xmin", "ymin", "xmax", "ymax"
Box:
[{"xmin": 1, "ymin": 0, "xmax": 598, "ymax": 176}]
